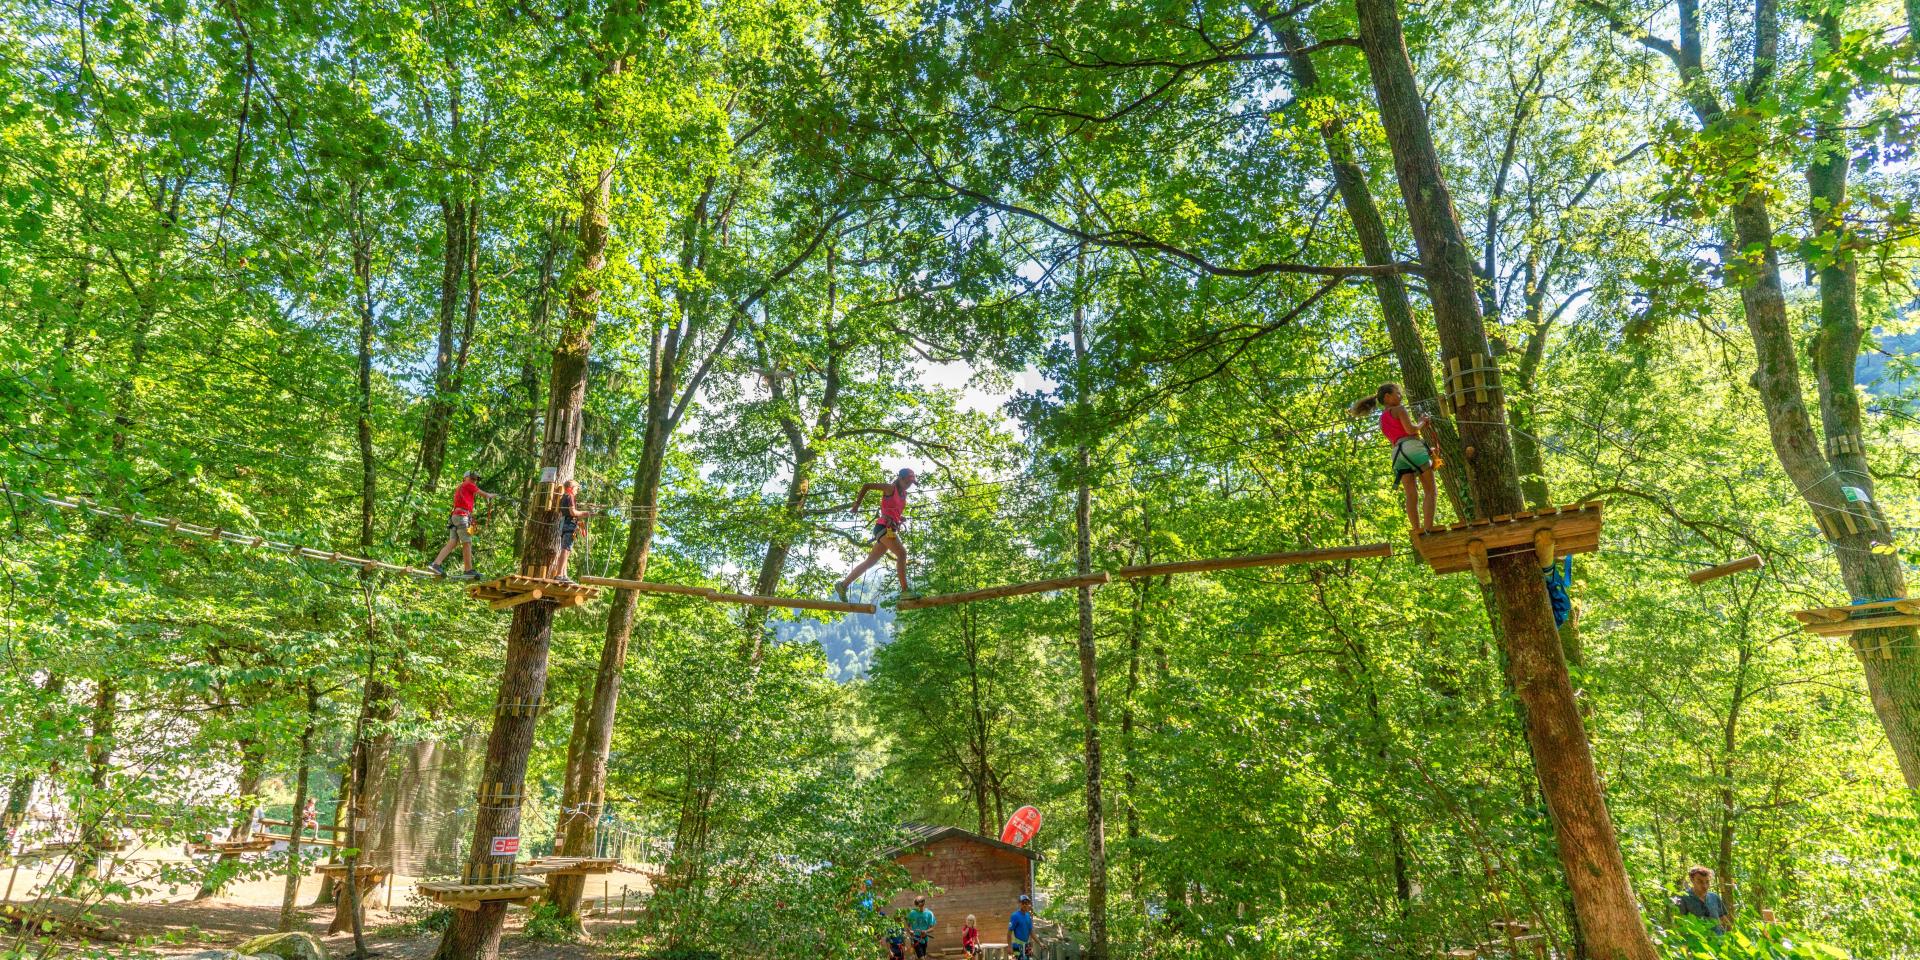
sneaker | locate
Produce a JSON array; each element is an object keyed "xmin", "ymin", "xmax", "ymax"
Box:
[
  {"xmin": 556, "ymin": 575, "xmax": 577, "ymax": 585},
  {"xmin": 460, "ymin": 569, "xmax": 483, "ymax": 581},
  {"xmin": 430, "ymin": 563, "xmax": 446, "ymax": 577}
]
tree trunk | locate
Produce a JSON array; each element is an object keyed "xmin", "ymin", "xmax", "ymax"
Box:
[
  {"xmin": 4, "ymin": 674, "xmax": 66, "ymax": 831},
  {"xmin": 414, "ymin": 197, "xmax": 469, "ymax": 549},
  {"xmin": 74, "ymin": 679, "xmax": 117, "ymax": 884},
  {"xmin": 543, "ymin": 141, "xmax": 625, "ymax": 921},
  {"xmin": 280, "ymin": 683, "xmax": 319, "ymax": 932},
  {"xmin": 1797, "ymin": 9, "xmax": 1920, "ymax": 785},
  {"xmin": 1353, "ymin": 2, "xmax": 1654, "ymax": 955},
  {"xmin": 434, "ymin": 129, "xmax": 603, "ymax": 960},
  {"xmin": 1276, "ymin": 21, "xmax": 1472, "ymax": 520},
  {"xmin": 196, "ymin": 742, "xmax": 265, "ymax": 900},
  {"xmin": 1070, "ymin": 294, "xmax": 1110, "ymax": 960}
]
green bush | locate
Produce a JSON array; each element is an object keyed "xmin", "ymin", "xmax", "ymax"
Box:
[{"xmin": 522, "ymin": 902, "xmax": 585, "ymax": 943}]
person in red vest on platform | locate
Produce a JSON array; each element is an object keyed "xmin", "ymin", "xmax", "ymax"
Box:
[{"xmin": 429, "ymin": 470, "xmax": 497, "ymax": 580}]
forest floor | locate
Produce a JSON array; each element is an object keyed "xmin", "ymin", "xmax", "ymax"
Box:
[{"xmin": 1, "ymin": 854, "xmax": 649, "ymax": 959}]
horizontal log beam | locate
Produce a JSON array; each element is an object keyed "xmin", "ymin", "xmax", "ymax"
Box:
[
  {"xmin": 1115, "ymin": 543, "xmax": 1392, "ymax": 579},
  {"xmin": 1686, "ymin": 554, "xmax": 1763, "ymax": 585},
  {"xmin": 576, "ymin": 577, "xmax": 716, "ymax": 598},
  {"xmin": 898, "ymin": 572, "xmax": 1111, "ymax": 611},
  {"xmin": 705, "ymin": 591, "xmax": 878, "ymax": 615}
]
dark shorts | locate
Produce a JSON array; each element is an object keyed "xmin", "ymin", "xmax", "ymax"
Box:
[
  {"xmin": 874, "ymin": 523, "xmax": 900, "ymax": 544},
  {"xmin": 560, "ymin": 527, "xmax": 576, "ymax": 550},
  {"xmin": 911, "ymin": 933, "xmax": 929, "ymax": 958}
]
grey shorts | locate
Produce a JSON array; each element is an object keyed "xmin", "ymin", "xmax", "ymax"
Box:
[{"xmin": 448, "ymin": 514, "xmax": 472, "ymax": 544}]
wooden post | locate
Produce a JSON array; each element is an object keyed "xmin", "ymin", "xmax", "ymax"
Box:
[
  {"xmin": 1114, "ymin": 543, "xmax": 1390, "ymax": 578},
  {"xmin": 897, "ymin": 573, "xmax": 1111, "ymax": 611},
  {"xmin": 1687, "ymin": 554, "xmax": 1763, "ymax": 585}
]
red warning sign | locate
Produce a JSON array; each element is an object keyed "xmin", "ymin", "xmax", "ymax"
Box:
[
  {"xmin": 999, "ymin": 806, "xmax": 1041, "ymax": 848},
  {"xmin": 490, "ymin": 836, "xmax": 521, "ymax": 856}
]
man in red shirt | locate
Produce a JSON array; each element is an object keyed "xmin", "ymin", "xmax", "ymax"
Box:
[{"xmin": 429, "ymin": 471, "xmax": 496, "ymax": 579}]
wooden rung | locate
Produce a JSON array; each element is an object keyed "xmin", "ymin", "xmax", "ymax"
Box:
[
  {"xmin": 1114, "ymin": 543, "xmax": 1392, "ymax": 579},
  {"xmin": 1687, "ymin": 554, "xmax": 1763, "ymax": 585},
  {"xmin": 705, "ymin": 592, "xmax": 878, "ymax": 614},
  {"xmin": 1467, "ymin": 540, "xmax": 1490, "ymax": 584},
  {"xmin": 488, "ymin": 589, "xmax": 544, "ymax": 611},
  {"xmin": 897, "ymin": 572, "xmax": 1112, "ymax": 611}
]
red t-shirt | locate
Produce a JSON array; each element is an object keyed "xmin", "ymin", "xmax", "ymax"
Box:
[
  {"xmin": 878, "ymin": 487, "xmax": 906, "ymax": 526},
  {"xmin": 1380, "ymin": 408, "xmax": 1415, "ymax": 444},
  {"xmin": 962, "ymin": 927, "xmax": 979, "ymax": 949},
  {"xmin": 452, "ymin": 478, "xmax": 480, "ymax": 516}
]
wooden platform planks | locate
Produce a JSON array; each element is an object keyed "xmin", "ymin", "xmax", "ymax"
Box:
[
  {"xmin": 313, "ymin": 862, "xmax": 386, "ymax": 879},
  {"xmin": 257, "ymin": 832, "xmax": 344, "ymax": 848},
  {"xmin": 517, "ymin": 856, "xmax": 617, "ymax": 876},
  {"xmin": 417, "ymin": 877, "xmax": 548, "ymax": 911},
  {"xmin": 468, "ymin": 575, "xmax": 601, "ymax": 611},
  {"xmin": 1795, "ymin": 599, "xmax": 1919, "ymax": 658},
  {"xmin": 897, "ymin": 572, "xmax": 1111, "ymax": 611},
  {"xmin": 1116, "ymin": 543, "xmax": 1392, "ymax": 579},
  {"xmin": 1415, "ymin": 501, "xmax": 1603, "ymax": 581},
  {"xmin": 188, "ymin": 838, "xmax": 273, "ymax": 855}
]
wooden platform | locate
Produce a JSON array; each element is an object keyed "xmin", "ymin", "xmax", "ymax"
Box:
[
  {"xmin": 1415, "ymin": 501, "xmax": 1603, "ymax": 582},
  {"xmin": 417, "ymin": 877, "xmax": 547, "ymax": 911},
  {"xmin": 1795, "ymin": 599, "xmax": 1918, "ymax": 658},
  {"xmin": 258, "ymin": 832, "xmax": 344, "ymax": 848},
  {"xmin": 468, "ymin": 575, "xmax": 601, "ymax": 611},
  {"xmin": 188, "ymin": 838, "xmax": 273, "ymax": 855},
  {"xmin": 313, "ymin": 862, "xmax": 387, "ymax": 879},
  {"xmin": 517, "ymin": 856, "xmax": 617, "ymax": 876}
]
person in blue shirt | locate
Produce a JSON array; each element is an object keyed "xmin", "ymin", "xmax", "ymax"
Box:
[
  {"xmin": 1674, "ymin": 866, "xmax": 1732, "ymax": 935},
  {"xmin": 906, "ymin": 895, "xmax": 936, "ymax": 958},
  {"xmin": 1008, "ymin": 894, "xmax": 1035, "ymax": 959}
]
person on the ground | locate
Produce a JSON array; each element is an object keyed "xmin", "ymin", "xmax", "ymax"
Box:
[
  {"xmin": 906, "ymin": 895, "xmax": 935, "ymax": 959},
  {"xmin": 1350, "ymin": 383, "xmax": 1437, "ymax": 534},
  {"xmin": 429, "ymin": 470, "xmax": 497, "ymax": 579},
  {"xmin": 835, "ymin": 468, "xmax": 916, "ymax": 602},
  {"xmin": 1009, "ymin": 894, "xmax": 1035, "ymax": 960},
  {"xmin": 885, "ymin": 910, "xmax": 908, "ymax": 960},
  {"xmin": 1675, "ymin": 865, "xmax": 1732, "ymax": 935},
  {"xmin": 550, "ymin": 479, "xmax": 591, "ymax": 582},
  {"xmin": 961, "ymin": 914, "xmax": 980, "ymax": 958}
]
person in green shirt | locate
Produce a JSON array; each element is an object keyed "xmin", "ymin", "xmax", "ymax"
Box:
[{"xmin": 906, "ymin": 895, "xmax": 936, "ymax": 958}]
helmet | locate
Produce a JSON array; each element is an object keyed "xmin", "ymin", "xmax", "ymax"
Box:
[
  {"xmin": 897, "ymin": 468, "xmax": 916, "ymax": 481},
  {"xmin": 1018, "ymin": 894, "xmax": 1031, "ymax": 903}
]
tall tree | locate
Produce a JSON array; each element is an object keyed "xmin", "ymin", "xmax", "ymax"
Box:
[{"xmin": 1352, "ymin": 0, "xmax": 1657, "ymax": 955}]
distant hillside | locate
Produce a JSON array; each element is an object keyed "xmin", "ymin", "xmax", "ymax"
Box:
[
  {"xmin": 1858, "ymin": 329, "xmax": 1920, "ymax": 396},
  {"xmin": 776, "ymin": 582, "xmax": 895, "ymax": 681}
]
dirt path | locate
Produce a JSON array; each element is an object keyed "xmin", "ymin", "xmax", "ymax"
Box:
[{"xmin": 1, "ymin": 851, "xmax": 650, "ymax": 959}]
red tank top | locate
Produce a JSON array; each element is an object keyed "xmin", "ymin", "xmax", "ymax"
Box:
[
  {"xmin": 878, "ymin": 487, "xmax": 906, "ymax": 525},
  {"xmin": 1380, "ymin": 408, "xmax": 1414, "ymax": 444}
]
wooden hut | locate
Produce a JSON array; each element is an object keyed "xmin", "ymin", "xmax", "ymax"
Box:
[{"xmin": 881, "ymin": 823, "xmax": 1039, "ymax": 956}]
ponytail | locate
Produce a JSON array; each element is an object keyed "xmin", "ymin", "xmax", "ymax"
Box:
[{"xmin": 1349, "ymin": 382, "xmax": 1401, "ymax": 418}]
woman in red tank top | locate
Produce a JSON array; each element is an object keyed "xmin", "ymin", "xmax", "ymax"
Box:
[
  {"xmin": 835, "ymin": 468, "xmax": 917, "ymax": 602},
  {"xmin": 1351, "ymin": 383, "xmax": 1438, "ymax": 534}
]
